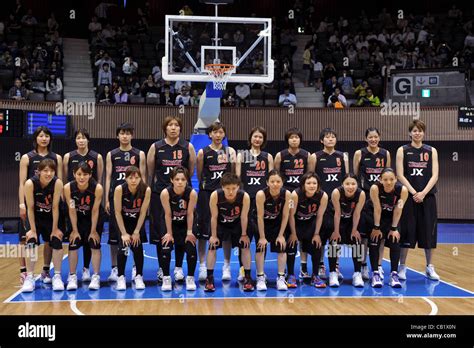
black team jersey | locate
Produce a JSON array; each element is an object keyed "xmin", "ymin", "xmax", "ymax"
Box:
[
  {"xmin": 359, "ymin": 147, "xmax": 388, "ymax": 192},
  {"xmin": 27, "ymin": 151, "xmax": 58, "ymax": 179},
  {"xmin": 165, "ymin": 185, "xmax": 192, "ymax": 225},
  {"xmin": 153, "ymin": 138, "xmax": 190, "ymax": 192},
  {"xmin": 336, "ymin": 186, "xmax": 362, "ymax": 219},
  {"xmin": 294, "ymin": 188, "xmax": 324, "ymax": 223},
  {"xmin": 368, "ymin": 182, "xmax": 403, "ymax": 214},
  {"xmin": 315, "ymin": 150, "xmax": 346, "ymax": 195},
  {"xmin": 216, "ymin": 189, "xmax": 245, "ymax": 226},
  {"xmin": 70, "ymin": 180, "xmax": 99, "ymax": 218},
  {"xmin": 262, "ymin": 187, "xmax": 286, "ymax": 226},
  {"xmin": 280, "ymin": 149, "xmax": 309, "ymax": 191},
  {"xmin": 120, "ymin": 183, "xmax": 145, "ymax": 226},
  {"xmin": 67, "ymin": 150, "xmax": 100, "ymax": 182},
  {"xmin": 200, "ymin": 145, "xmax": 232, "ymax": 191},
  {"xmin": 31, "ymin": 176, "xmax": 57, "ymax": 219},
  {"xmin": 109, "ymin": 147, "xmax": 142, "ymax": 197},
  {"xmin": 240, "ymin": 151, "xmax": 269, "ymax": 198},
  {"xmin": 402, "ymin": 144, "xmax": 437, "ymax": 195}
]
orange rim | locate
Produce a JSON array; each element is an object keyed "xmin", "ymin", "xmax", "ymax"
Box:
[{"xmin": 205, "ymin": 63, "xmax": 235, "ymax": 75}]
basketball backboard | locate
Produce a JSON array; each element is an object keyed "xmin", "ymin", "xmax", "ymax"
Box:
[{"xmin": 162, "ymin": 14, "xmax": 274, "ymax": 84}]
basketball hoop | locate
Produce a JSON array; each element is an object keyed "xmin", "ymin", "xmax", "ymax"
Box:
[{"xmin": 205, "ymin": 63, "xmax": 235, "ymax": 90}]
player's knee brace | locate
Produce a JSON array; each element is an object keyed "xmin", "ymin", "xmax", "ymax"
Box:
[
  {"xmin": 88, "ymin": 237, "xmax": 101, "ymax": 250},
  {"xmin": 26, "ymin": 237, "xmax": 37, "ymax": 247},
  {"xmin": 68, "ymin": 240, "xmax": 82, "ymax": 251},
  {"xmin": 50, "ymin": 236, "xmax": 63, "ymax": 250}
]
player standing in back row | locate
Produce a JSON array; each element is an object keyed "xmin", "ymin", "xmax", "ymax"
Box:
[
  {"xmin": 314, "ymin": 128, "xmax": 348, "ymax": 281},
  {"xmin": 105, "ymin": 123, "xmax": 146, "ymax": 283},
  {"xmin": 196, "ymin": 123, "xmax": 236, "ymax": 282},
  {"xmin": 274, "ymin": 127, "xmax": 315, "ymax": 287},
  {"xmin": 396, "ymin": 120, "xmax": 440, "ymax": 281},
  {"xmin": 147, "ymin": 116, "xmax": 196, "ymax": 282}
]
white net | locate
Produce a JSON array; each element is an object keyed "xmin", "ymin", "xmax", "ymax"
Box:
[{"xmin": 205, "ymin": 64, "xmax": 235, "ymax": 90}]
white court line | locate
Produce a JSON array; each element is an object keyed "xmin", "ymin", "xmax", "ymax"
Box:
[
  {"xmin": 422, "ymin": 297, "xmax": 438, "ymax": 315},
  {"xmin": 70, "ymin": 300, "xmax": 85, "ymax": 315}
]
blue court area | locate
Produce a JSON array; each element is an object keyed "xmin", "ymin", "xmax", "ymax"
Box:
[{"xmin": 1, "ymin": 223, "xmax": 473, "ymax": 303}]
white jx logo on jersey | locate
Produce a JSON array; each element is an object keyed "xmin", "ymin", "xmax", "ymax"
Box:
[
  {"xmin": 164, "ymin": 167, "xmax": 173, "ymax": 175},
  {"xmin": 211, "ymin": 171, "xmax": 223, "ymax": 180},
  {"xmin": 126, "ymin": 212, "xmax": 137, "ymax": 218},
  {"xmin": 249, "ymin": 178, "xmax": 261, "ymax": 185},
  {"xmin": 410, "ymin": 168, "xmax": 423, "ymax": 176},
  {"xmin": 118, "ymin": 172, "xmax": 126, "ymax": 181},
  {"xmin": 173, "ymin": 216, "xmax": 185, "ymax": 221},
  {"xmin": 369, "ymin": 174, "xmax": 380, "ymax": 182},
  {"xmin": 326, "ymin": 174, "xmax": 338, "ymax": 182},
  {"xmin": 38, "ymin": 208, "xmax": 51, "ymax": 213},
  {"xmin": 288, "ymin": 176, "xmax": 299, "ymax": 184}
]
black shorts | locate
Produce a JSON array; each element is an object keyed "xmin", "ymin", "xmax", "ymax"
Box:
[
  {"xmin": 69, "ymin": 212, "xmax": 105, "ymax": 248},
  {"xmin": 319, "ymin": 209, "xmax": 334, "ymax": 242},
  {"xmin": 247, "ymin": 198, "xmax": 259, "ymax": 241},
  {"xmin": 196, "ymin": 190, "xmax": 212, "ymax": 240},
  {"xmin": 363, "ymin": 210, "xmax": 400, "ymax": 248},
  {"xmin": 257, "ymin": 221, "xmax": 286, "ymax": 253},
  {"xmin": 149, "ymin": 190, "xmax": 165, "ymax": 245},
  {"xmin": 107, "ymin": 192, "xmax": 119, "ymax": 245},
  {"xmin": 400, "ymin": 194, "xmax": 437, "ymax": 249},
  {"xmin": 26, "ymin": 216, "xmax": 53, "ymax": 245},
  {"xmin": 295, "ymin": 219, "xmax": 317, "ymax": 253},
  {"xmin": 118, "ymin": 220, "xmax": 148, "ymax": 247},
  {"xmin": 210, "ymin": 223, "xmax": 243, "ymax": 250},
  {"xmin": 160, "ymin": 222, "xmax": 197, "ymax": 249},
  {"xmin": 337, "ymin": 216, "xmax": 364, "ymax": 245}
]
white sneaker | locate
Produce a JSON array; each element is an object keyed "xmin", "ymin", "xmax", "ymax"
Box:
[
  {"xmin": 256, "ymin": 275, "xmax": 267, "ymax": 291},
  {"xmin": 318, "ymin": 264, "xmax": 327, "ymax": 279},
  {"xmin": 222, "ymin": 263, "xmax": 231, "ymax": 281},
  {"xmin": 336, "ymin": 265, "xmax": 344, "ymax": 281},
  {"xmin": 198, "ymin": 265, "xmax": 207, "ymax": 282},
  {"xmin": 371, "ymin": 272, "xmax": 383, "ymax": 288},
  {"xmin": 157, "ymin": 267, "xmax": 164, "ymax": 282},
  {"xmin": 378, "ymin": 266, "xmax": 385, "ymax": 280},
  {"xmin": 361, "ymin": 265, "xmax": 370, "ymax": 281},
  {"xmin": 134, "ymin": 274, "xmax": 146, "ymax": 290},
  {"xmin": 398, "ymin": 264, "xmax": 407, "ymax": 280},
  {"xmin": 66, "ymin": 274, "xmax": 78, "ymax": 291},
  {"xmin": 389, "ymin": 271, "xmax": 402, "ymax": 288},
  {"xmin": 426, "ymin": 264, "xmax": 440, "ymax": 281},
  {"xmin": 276, "ymin": 275, "xmax": 288, "ymax": 291},
  {"xmin": 352, "ymin": 272, "xmax": 364, "ymax": 287},
  {"xmin": 108, "ymin": 267, "xmax": 119, "ymax": 282},
  {"xmin": 186, "ymin": 276, "xmax": 196, "ymax": 291},
  {"xmin": 21, "ymin": 275, "xmax": 35, "ymax": 293},
  {"xmin": 329, "ymin": 271, "xmax": 340, "ymax": 287},
  {"xmin": 161, "ymin": 275, "xmax": 172, "ymax": 291},
  {"xmin": 41, "ymin": 270, "xmax": 52, "ymax": 284},
  {"xmin": 132, "ymin": 265, "xmax": 137, "ymax": 280},
  {"xmin": 116, "ymin": 275, "xmax": 126, "ymax": 290},
  {"xmin": 89, "ymin": 274, "xmax": 101, "ymax": 290},
  {"xmin": 174, "ymin": 267, "xmax": 185, "ymax": 282},
  {"xmin": 237, "ymin": 266, "xmax": 245, "ymax": 282},
  {"xmin": 52, "ymin": 274, "xmax": 64, "ymax": 291},
  {"xmin": 82, "ymin": 267, "xmax": 91, "ymax": 282}
]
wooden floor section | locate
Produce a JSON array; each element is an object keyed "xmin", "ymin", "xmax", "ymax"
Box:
[{"xmin": 1, "ymin": 244, "xmax": 472, "ymax": 315}]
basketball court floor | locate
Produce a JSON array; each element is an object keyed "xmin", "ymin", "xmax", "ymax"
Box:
[{"xmin": 0, "ymin": 223, "xmax": 472, "ymax": 315}]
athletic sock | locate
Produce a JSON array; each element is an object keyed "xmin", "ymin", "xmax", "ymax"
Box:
[
  {"xmin": 257, "ymin": 273, "xmax": 264, "ymax": 277},
  {"xmin": 362, "ymin": 262, "xmax": 367, "ymax": 267},
  {"xmin": 207, "ymin": 269, "xmax": 214, "ymax": 277},
  {"xmin": 301, "ymin": 262, "xmax": 308, "ymax": 273},
  {"xmin": 278, "ymin": 272, "xmax": 285, "ymax": 277},
  {"xmin": 244, "ymin": 269, "xmax": 251, "ymax": 278},
  {"xmin": 43, "ymin": 266, "xmax": 50, "ymax": 272},
  {"xmin": 20, "ymin": 267, "xmax": 27, "ymax": 273}
]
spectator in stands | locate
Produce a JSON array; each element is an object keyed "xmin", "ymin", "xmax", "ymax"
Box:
[
  {"xmin": 223, "ymin": 90, "xmax": 236, "ymax": 107},
  {"xmin": 136, "ymin": 18, "xmax": 149, "ymax": 38},
  {"xmin": 329, "ymin": 95, "xmax": 344, "ymax": 109},
  {"xmin": 16, "ymin": 56, "xmax": 30, "ymax": 74},
  {"xmin": 21, "ymin": 9, "xmax": 38, "ymax": 27},
  {"xmin": 46, "ymin": 31, "xmax": 63, "ymax": 48},
  {"xmin": 338, "ymin": 70, "xmax": 353, "ymax": 94},
  {"xmin": 324, "ymin": 76, "xmax": 342, "ymax": 99},
  {"xmin": 161, "ymin": 81, "xmax": 175, "ymax": 94},
  {"xmin": 111, "ymin": 80, "xmax": 119, "ymax": 95},
  {"xmin": 102, "ymin": 24, "xmax": 116, "ymax": 41},
  {"xmin": 327, "ymin": 87, "xmax": 347, "ymax": 107},
  {"xmin": 160, "ymin": 85, "xmax": 175, "ymax": 106},
  {"xmin": 278, "ymin": 87, "xmax": 297, "ymax": 107},
  {"xmin": 0, "ymin": 50, "xmax": 13, "ymax": 68},
  {"xmin": 32, "ymin": 44, "xmax": 47, "ymax": 67},
  {"xmin": 97, "ymin": 63, "xmax": 112, "ymax": 87},
  {"xmin": 233, "ymin": 30, "xmax": 244, "ymax": 46},
  {"xmin": 95, "ymin": 2, "xmax": 116, "ymax": 23},
  {"xmin": 125, "ymin": 75, "xmax": 140, "ymax": 96},
  {"xmin": 118, "ymin": 40, "xmax": 130, "ymax": 58},
  {"xmin": 356, "ymin": 87, "xmax": 380, "ymax": 107},
  {"xmin": 354, "ymin": 80, "xmax": 369, "ymax": 101},
  {"xmin": 9, "ymin": 78, "xmax": 27, "ymax": 100},
  {"xmin": 191, "ymin": 89, "xmax": 200, "ymax": 106},
  {"xmin": 323, "ymin": 63, "xmax": 337, "ymax": 81},
  {"xmin": 141, "ymin": 75, "xmax": 159, "ymax": 98},
  {"xmin": 175, "ymin": 87, "xmax": 191, "ymax": 106},
  {"xmin": 91, "ymin": 31, "xmax": 109, "ymax": 47},
  {"xmin": 312, "ymin": 58, "xmax": 323, "ymax": 91},
  {"xmin": 152, "ymin": 64, "xmax": 161, "ymax": 83},
  {"xmin": 45, "ymin": 73, "xmax": 63, "ymax": 95},
  {"xmin": 47, "ymin": 13, "xmax": 59, "ymax": 34},
  {"xmin": 235, "ymin": 83, "xmax": 250, "ymax": 107},
  {"xmin": 49, "ymin": 61, "xmax": 62, "ymax": 79},
  {"xmin": 465, "ymin": 30, "xmax": 474, "ymax": 48},
  {"xmin": 6, "ymin": 14, "xmax": 21, "ymax": 34},
  {"xmin": 95, "ymin": 52, "xmax": 115, "ymax": 70},
  {"xmin": 88, "ymin": 16, "xmax": 102, "ymax": 35},
  {"xmin": 14, "ymin": 0, "xmax": 26, "ymax": 21},
  {"xmin": 381, "ymin": 58, "xmax": 396, "ymax": 78},
  {"xmin": 51, "ymin": 45, "xmax": 62, "ymax": 64},
  {"xmin": 98, "ymin": 85, "xmax": 114, "ymax": 104},
  {"xmin": 114, "ymin": 86, "xmax": 128, "ymax": 104},
  {"xmin": 122, "ymin": 57, "xmax": 138, "ymax": 76},
  {"xmin": 279, "ymin": 56, "xmax": 293, "ymax": 80},
  {"xmin": 448, "ymin": 5, "xmax": 462, "ymax": 19},
  {"xmin": 303, "ymin": 43, "xmax": 314, "ymax": 86},
  {"xmin": 180, "ymin": 5, "xmax": 193, "ymax": 16},
  {"xmin": 29, "ymin": 61, "xmax": 44, "ymax": 81}
]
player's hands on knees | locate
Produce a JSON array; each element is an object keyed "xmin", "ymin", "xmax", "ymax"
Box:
[
  {"xmin": 240, "ymin": 234, "xmax": 250, "ymax": 248},
  {"xmin": 105, "ymin": 201, "xmax": 110, "ymax": 214},
  {"xmin": 351, "ymin": 230, "xmax": 362, "ymax": 244},
  {"xmin": 69, "ymin": 230, "xmax": 81, "ymax": 244},
  {"xmin": 131, "ymin": 231, "xmax": 141, "ymax": 247},
  {"xmin": 209, "ymin": 235, "xmax": 220, "ymax": 248},
  {"xmin": 161, "ymin": 233, "xmax": 174, "ymax": 247},
  {"xmin": 25, "ymin": 230, "xmax": 37, "ymax": 242},
  {"xmin": 51, "ymin": 228, "xmax": 63, "ymax": 240},
  {"xmin": 276, "ymin": 235, "xmax": 286, "ymax": 250},
  {"xmin": 257, "ymin": 237, "xmax": 268, "ymax": 250},
  {"xmin": 388, "ymin": 229, "xmax": 400, "ymax": 243},
  {"xmin": 288, "ymin": 233, "xmax": 298, "ymax": 248},
  {"xmin": 312, "ymin": 234, "xmax": 322, "ymax": 248},
  {"xmin": 185, "ymin": 233, "xmax": 197, "ymax": 246},
  {"xmin": 370, "ymin": 229, "xmax": 382, "ymax": 242},
  {"xmin": 330, "ymin": 231, "xmax": 341, "ymax": 243},
  {"xmin": 89, "ymin": 231, "xmax": 100, "ymax": 245},
  {"xmin": 121, "ymin": 233, "xmax": 131, "ymax": 247}
]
